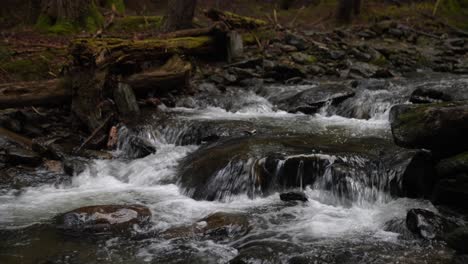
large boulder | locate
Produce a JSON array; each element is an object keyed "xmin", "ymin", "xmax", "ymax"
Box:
[
  {"xmin": 410, "ymin": 81, "xmax": 468, "ymax": 104},
  {"xmin": 406, "ymin": 208, "xmax": 459, "ymax": 240},
  {"xmin": 178, "ymin": 135, "xmax": 435, "ymax": 202},
  {"xmin": 56, "ymin": 204, "xmax": 151, "ymax": 235},
  {"xmin": 389, "ymin": 102, "xmax": 468, "ymax": 155},
  {"xmin": 267, "ymin": 83, "xmax": 355, "ymax": 114}
]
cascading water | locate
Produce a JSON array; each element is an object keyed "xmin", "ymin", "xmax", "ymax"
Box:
[{"xmin": 0, "ymin": 77, "xmax": 462, "ymax": 264}]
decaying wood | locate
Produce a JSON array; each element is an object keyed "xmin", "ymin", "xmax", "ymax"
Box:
[
  {"xmin": 160, "ymin": 22, "xmax": 228, "ymax": 39},
  {"xmin": 204, "ymin": 8, "xmax": 268, "ymax": 29},
  {"xmin": 0, "ymin": 127, "xmax": 33, "ymax": 149},
  {"xmin": 75, "ymin": 114, "xmax": 114, "ymax": 153},
  {"xmin": 0, "ymin": 79, "xmax": 68, "ymax": 109},
  {"xmin": 70, "ymin": 36, "xmax": 223, "ymax": 69},
  {"xmin": 123, "ymin": 55, "xmax": 192, "ymax": 96}
]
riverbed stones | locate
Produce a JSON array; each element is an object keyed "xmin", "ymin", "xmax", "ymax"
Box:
[
  {"xmin": 406, "ymin": 208, "xmax": 459, "ymax": 240},
  {"xmin": 56, "ymin": 204, "xmax": 151, "ymax": 235},
  {"xmin": 389, "ymin": 102, "xmax": 468, "ymax": 155}
]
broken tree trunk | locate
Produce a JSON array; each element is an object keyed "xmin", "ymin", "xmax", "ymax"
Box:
[
  {"xmin": 204, "ymin": 8, "xmax": 268, "ymax": 29},
  {"xmin": 122, "ymin": 55, "xmax": 192, "ymax": 97},
  {"xmin": 0, "ymin": 79, "xmax": 68, "ymax": 110}
]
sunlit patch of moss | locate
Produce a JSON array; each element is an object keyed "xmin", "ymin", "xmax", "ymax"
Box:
[
  {"xmin": 110, "ymin": 16, "xmax": 163, "ymax": 32},
  {"xmin": 242, "ymin": 29, "xmax": 276, "ymax": 45},
  {"xmin": 107, "ymin": 0, "xmax": 125, "ymax": 13}
]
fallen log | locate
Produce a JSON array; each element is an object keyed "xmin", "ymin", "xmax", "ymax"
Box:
[
  {"xmin": 204, "ymin": 8, "xmax": 268, "ymax": 29},
  {"xmin": 0, "ymin": 79, "xmax": 69, "ymax": 110},
  {"xmin": 123, "ymin": 55, "xmax": 192, "ymax": 97},
  {"xmin": 70, "ymin": 36, "xmax": 225, "ymax": 69}
]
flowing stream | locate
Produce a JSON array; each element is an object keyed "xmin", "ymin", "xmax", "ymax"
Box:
[{"xmin": 1, "ymin": 76, "xmax": 466, "ymax": 263}]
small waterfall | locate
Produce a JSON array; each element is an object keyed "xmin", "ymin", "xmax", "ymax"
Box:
[{"xmin": 296, "ymin": 160, "xmax": 304, "ymax": 190}]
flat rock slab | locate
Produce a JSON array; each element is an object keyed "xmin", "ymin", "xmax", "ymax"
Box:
[{"xmin": 56, "ymin": 204, "xmax": 151, "ymax": 235}]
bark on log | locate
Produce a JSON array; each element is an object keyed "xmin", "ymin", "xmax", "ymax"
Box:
[
  {"xmin": 0, "ymin": 79, "xmax": 69, "ymax": 109},
  {"xmin": 123, "ymin": 55, "xmax": 192, "ymax": 97},
  {"xmin": 204, "ymin": 8, "xmax": 268, "ymax": 29},
  {"xmin": 70, "ymin": 36, "xmax": 224, "ymax": 69}
]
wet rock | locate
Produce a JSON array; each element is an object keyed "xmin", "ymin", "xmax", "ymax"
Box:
[
  {"xmin": 432, "ymin": 179, "xmax": 468, "ymax": 210},
  {"xmin": 329, "ymin": 50, "xmax": 346, "ymax": 60},
  {"xmin": 123, "ymin": 136, "xmax": 156, "ymax": 159},
  {"xmin": 0, "ymin": 146, "xmax": 42, "ymax": 166},
  {"xmin": 63, "ymin": 157, "xmax": 88, "ymax": 176},
  {"xmin": 437, "ymin": 152, "xmax": 468, "ymax": 178},
  {"xmin": 285, "ymin": 33, "xmax": 307, "ymax": 51},
  {"xmin": 406, "ymin": 209, "xmax": 459, "ymax": 240},
  {"xmin": 274, "ymin": 83, "xmax": 355, "ymax": 114},
  {"xmin": 161, "ymin": 212, "xmax": 251, "ymax": 241},
  {"xmin": 179, "ymin": 135, "xmax": 435, "ymax": 201},
  {"xmin": 56, "ymin": 204, "xmax": 151, "ymax": 235},
  {"xmin": 446, "ymin": 227, "xmax": 468, "ymax": 254},
  {"xmin": 280, "ymin": 191, "xmax": 308, "ymax": 202},
  {"xmin": 410, "ymin": 81, "xmax": 468, "ymax": 104},
  {"xmin": 264, "ymin": 63, "xmax": 306, "ymax": 81},
  {"xmin": 291, "ymin": 52, "xmax": 316, "ymax": 65},
  {"xmin": 226, "ymin": 57, "xmax": 263, "ymax": 69},
  {"xmin": 389, "ymin": 102, "xmax": 468, "ymax": 155},
  {"xmin": 348, "ymin": 62, "xmax": 380, "ymax": 78}
]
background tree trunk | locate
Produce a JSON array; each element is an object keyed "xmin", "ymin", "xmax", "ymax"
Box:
[
  {"xmin": 337, "ymin": 0, "xmax": 361, "ymax": 22},
  {"xmin": 39, "ymin": 0, "xmax": 92, "ymax": 22},
  {"xmin": 163, "ymin": 0, "xmax": 197, "ymax": 32}
]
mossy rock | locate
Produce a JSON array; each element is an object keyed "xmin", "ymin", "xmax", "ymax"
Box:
[
  {"xmin": 389, "ymin": 102, "xmax": 468, "ymax": 154},
  {"xmin": 109, "ymin": 16, "xmax": 163, "ymax": 32},
  {"xmin": 437, "ymin": 151, "xmax": 468, "ymax": 178}
]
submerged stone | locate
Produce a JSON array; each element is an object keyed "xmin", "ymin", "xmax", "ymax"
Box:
[{"xmin": 56, "ymin": 204, "xmax": 151, "ymax": 235}]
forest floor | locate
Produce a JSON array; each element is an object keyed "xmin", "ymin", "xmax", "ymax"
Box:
[{"xmin": 0, "ymin": 0, "xmax": 466, "ymax": 83}]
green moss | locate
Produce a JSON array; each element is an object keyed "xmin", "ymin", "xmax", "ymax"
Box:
[
  {"xmin": 1, "ymin": 58, "xmax": 50, "ymax": 81},
  {"xmin": 0, "ymin": 44, "xmax": 11, "ymax": 61},
  {"xmin": 35, "ymin": 14, "xmax": 53, "ymax": 30},
  {"xmin": 106, "ymin": 0, "xmax": 125, "ymax": 13},
  {"xmin": 241, "ymin": 29, "xmax": 276, "ymax": 45},
  {"xmin": 440, "ymin": 0, "xmax": 468, "ymax": 30},
  {"xmin": 110, "ymin": 16, "xmax": 163, "ymax": 32},
  {"xmin": 85, "ymin": 1, "xmax": 105, "ymax": 31},
  {"xmin": 370, "ymin": 55, "xmax": 388, "ymax": 66}
]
